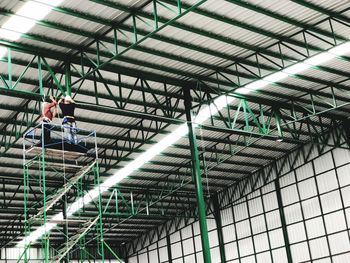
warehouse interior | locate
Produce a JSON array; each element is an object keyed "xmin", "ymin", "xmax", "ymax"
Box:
[{"xmin": 1, "ymin": 0, "xmax": 350, "ymax": 262}]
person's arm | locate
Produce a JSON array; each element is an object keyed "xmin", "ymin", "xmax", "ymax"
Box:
[
  {"xmin": 41, "ymin": 102, "xmax": 46, "ymax": 118},
  {"xmin": 50, "ymin": 95, "xmax": 57, "ymax": 105},
  {"xmin": 52, "ymin": 105, "xmax": 57, "ymax": 119},
  {"xmin": 58, "ymin": 96, "xmax": 64, "ymax": 104}
]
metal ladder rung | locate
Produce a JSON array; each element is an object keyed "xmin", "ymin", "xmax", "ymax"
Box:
[
  {"xmin": 33, "ymin": 161, "xmax": 97, "ymax": 220},
  {"xmin": 51, "ymin": 217, "xmax": 99, "ymax": 262}
]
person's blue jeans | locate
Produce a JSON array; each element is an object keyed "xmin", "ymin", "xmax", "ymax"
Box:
[{"xmin": 62, "ymin": 121, "xmax": 77, "ymax": 144}]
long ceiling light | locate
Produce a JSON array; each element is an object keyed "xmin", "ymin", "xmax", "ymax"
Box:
[
  {"xmin": 0, "ymin": 0, "xmax": 64, "ymax": 58},
  {"xmin": 16, "ymin": 41, "xmax": 350, "ymax": 247}
]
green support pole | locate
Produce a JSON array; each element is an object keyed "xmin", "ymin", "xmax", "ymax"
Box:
[
  {"xmin": 23, "ymin": 165, "xmax": 29, "ymax": 263},
  {"xmin": 124, "ymin": 244, "xmax": 129, "ymax": 263},
  {"xmin": 166, "ymin": 235, "xmax": 172, "ymax": 263},
  {"xmin": 65, "ymin": 62, "xmax": 71, "ymax": 96},
  {"xmin": 275, "ymin": 179, "xmax": 293, "ymax": 263},
  {"xmin": 213, "ymin": 194, "xmax": 226, "ymax": 263},
  {"xmin": 95, "ymin": 161, "xmax": 105, "ymax": 262},
  {"xmin": 62, "ymin": 197, "xmax": 69, "ymax": 263},
  {"xmin": 183, "ymin": 88, "xmax": 212, "ymax": 263},
  {"xmin": 41, "ymin": 123, "xmax": 49, "ymax": 263}
]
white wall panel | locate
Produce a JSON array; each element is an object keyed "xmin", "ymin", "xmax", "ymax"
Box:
[
  {"xmin": 256, "ymin": 251, "xmax": 271, "ymax": 263},
  {"xmin": 338, "ymin": 164, "xmax": 350, "ymax": 186},
  {"xmin": 233, "ymin": 203, "xmax": 248, "ymax": 221},
  {"xmin": 281, "ymin": 184, "xmax": 299, "ymax": 206},
  {"xmin": 129, "ymin": 256, "xmax": 137, "ymax": 263},
  {"xmin": 272, "ymin": 247, "xmax": 288, "ymax": 263},
  {"xmin": 208, "ymin": 230, "xmax": 219, "ymax": 247},
  {"xmin": 240, "ymin": 255, "xmax": 254, "ymax": 263},
  {"xmin": 302, "ymin": 196, "xmax": 321, "ymax": 219},
  {"xmin": 333, "ymin": 148, "xmax": 350, "ymax": 167},
  {"xmin": 342, "ymin": 186, "xmax": 350, "ymax": 207},
  {"xmin": 221, "ymin": 207, "xmax": 234, "ymax": 226},
  {"xmin": 250, "ymin": 214, "xmax": 266, "ymax": 234},
  {"xmin": 314, "ymin": 152, "xmax": 334, "ymax": 174},
  {"xmin": 222, "ymin": 224, "xmax": 236, "ymax": 243},
  {"xmin": 324, "ymin": 211, "xmax": 347, "ymax": 234},
  {"xmin": 238, "ymin": 237, "xmax": 254, "ymax": 257},
  {"xmin": 224, "ymin": 242, "xmax": 237, "ymax": 261},
  {"xmin": 309, "ymin": 237, "xmax": 329, "ymax": 259},
  {"xmin": 305, "ymin": 217, "xmax": 325, "ymax": 238},
  {"xmin": 333, "ymin": 253, "xmax": 350, "ymax": 262},
  {"xmin": 328, "ymin": 232, "xmax": 350, "ymax": 254},
  {"xmin": 262, "ymin": 192, "xmax": 278, "ymax": 211},
  {"xmin": 210, "ymin": 247, "xmax": 220, "ymax": 263},
  {"xmin": 287, "ymin": 222, "xmax": 306, "ymax": 243},
  {"xmin": 291, "ymin": 242, "xmax": 310, "ymax": 262},
  {"xmin": 296, "ymin": 162, "xmax": 313, "ymax": 181},
  {"xmin": 284, "ymin": 203, "xmax": 302, "ymax": 224},
  {"xmin": 298, "ymin": 177, "xmax": 317, "ymax": 199},
  {"xmin": 171, "ymin": 242, "xmax": 182, "ymax": 259},
  {"xmin": 236, "ymin": 219, "xmax": 251, "ymax": 239},
  {"xmin": 321, "ymin": 190, "xmax": 342, "ymax": 213},
  {"xmin": 253, "ymin": 232, "xmax": 269, "ymax": 253},
  {"xmin": 268, "ymin": 229, "xmax": 284, "ymax": 249},
  {"xmin": 182, "ymin": 238, "xmax": 194, "ymax": 256},
  {"xmin": 149, "ymin": 250, "xmax": 159, "ymax": 263},
  {"xmin": 265, "ymin": 210, "xmax": 281, "ymax": 229},
  {"xmin": 317, "ymin": 170, "xmax": 338, "ymax": 193},
  {"xmin": 158, "ymin": 246, "xmax": 168, "ymax": 262},
  {"xmin": 248, "ymin": 197, "xmax": 263, "ymax": 216}
]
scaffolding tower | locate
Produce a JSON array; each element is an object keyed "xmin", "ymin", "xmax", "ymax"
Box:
[{"xmin": 18, "ymin": 122, "xmax": 113, "ymax": 262}]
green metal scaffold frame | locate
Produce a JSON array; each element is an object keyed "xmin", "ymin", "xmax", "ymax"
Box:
[{"xmin": 19, "ymin": 122, "xmax": 120, "ymax": 262}]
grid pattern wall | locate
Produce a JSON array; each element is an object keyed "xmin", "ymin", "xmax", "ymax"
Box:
[
  {"xmin": 279, "ymin": 148, "xmax": 350, "ymax": 262},
  {"xmin": 220, "ymin": 184, "xmax": 287, "ymax": 262},
  {"xmin": 128, "ymin": 147, "xmax": 350, "ymax": 263},
  {"xmin": 128, "ymin": 217, "xmax": 219, "ymax": 263}
]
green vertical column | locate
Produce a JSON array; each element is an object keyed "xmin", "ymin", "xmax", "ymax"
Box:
[
  {"xmin": 23, "ymin": 165, "xmax": 29, "ymax": 263},
  {"xmin": 124, "ymin": 244, "xmax": 129, "ymax": 263},
  {"xmin": 41, "ymin": 123, "xmax": 49, "ymax": 263},
  {"xmin": 95, "ymin": 162, "xmax": 105, "ymax": 262},
  {"xmin": 183, "ymin": 88, "xmax": 212, "ymax": 263},
  {"xmin": 65, "ymin": 62, "xmax": 71, "ymax": 96},
  {"xmin": 62, "ymin": 198, "xmax": 69, "ymax": 263},
  {"xmin": 275, "ymin": 179, "xmax": 293, "ymax": 263},
  {"xmin": 166, "ymin": 235, "xmax": 172, "ymax": 263},
  {"xmin": 213, "ymin": 194, "xmax": 226, "ymax": 263},
  {"xmin": 63, "ymin": 60, "xmax": 71, "ymax": 262}
]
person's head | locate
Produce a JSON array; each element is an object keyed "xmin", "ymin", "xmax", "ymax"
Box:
[{"xmin": 64, "ymin": 95, "xmax": 74, "ymax": 104}]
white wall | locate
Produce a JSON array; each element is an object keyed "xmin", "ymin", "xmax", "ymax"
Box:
[{"xmin": 128, "ymin": 146, "xmax": 350, "ymax": 263}]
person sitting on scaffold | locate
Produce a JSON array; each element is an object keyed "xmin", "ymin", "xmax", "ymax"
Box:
[
  {"xmin": 58, "ymin": 95, "xmax": 77, "ymax": 145},
  {"xmin": 41, "ymin": 95, "xmax": 57, "ymax": 145}
]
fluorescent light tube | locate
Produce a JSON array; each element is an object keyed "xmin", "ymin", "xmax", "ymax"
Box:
[
  {"xmin": 329, "ymin": 42, "xmax": 350, "ymax": 56},
  {"xmin": 283, "ymin": 62, "xmax": 309, "ymax": 74},
  {"xmin": 263, "ymin": 72, "xmax": 289, "ymax": 83},
  {"xmin": 305, "ymin": 52, "xmax": 335, "ymax": 65}
]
